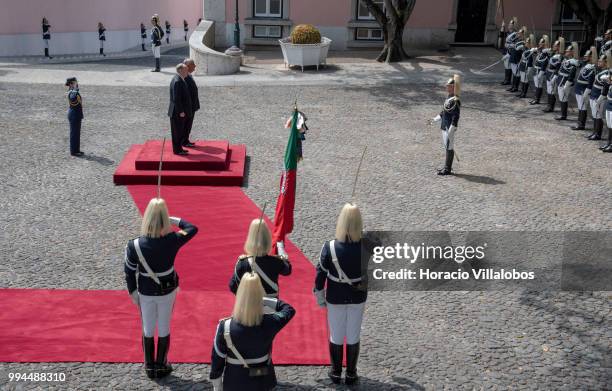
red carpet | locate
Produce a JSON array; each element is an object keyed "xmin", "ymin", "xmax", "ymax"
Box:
[{"xmin": 0, "ymin": 186, "xmax": 328, "ymax": 364}]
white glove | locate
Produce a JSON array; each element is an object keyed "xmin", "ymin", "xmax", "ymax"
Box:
[
  {"xmin": 211, "ymin": 377, "xmax": 223, "ymax": 391},
  {"xmin": 169, "ymin": 216, "xmax": 181, "ymax": 225},
  {"xmin": 276, "ymin": 241, "xmax": 288, "ymax": 258},
  {"xmin": 584, "ymin": 89, "xmax": 591, "ymax": 99},
  {"xmin": 129, "ymin": 291, "xmax": 139, "ymax": 305},
  {"xmin": 432, "ymin": 114, "xmax": 441, "ymax": 123},
  {"xmin": 551, "ymin": 75, "xmax": 558, "ymax": 85},
  {"xmin": 313, "ymin": 289, "xmax": 326, "ymax": 308},
  {"xmin": 597, "ymin": 95, "xmax": 606, "ymax": 105}
]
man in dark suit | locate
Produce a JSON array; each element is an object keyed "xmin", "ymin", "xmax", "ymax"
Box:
[
  {"xmin": 182, "ymin": 58, "xmax": 200, "ymax": 147},
  {"xmin": 168, "ymin": 64, "xmax": 192, "ymax": 155}
]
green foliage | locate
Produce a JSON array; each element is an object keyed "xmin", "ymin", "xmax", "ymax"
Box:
[{"xmin": 290, "ymin": 24, "xmax": 321, "ymax": 44}]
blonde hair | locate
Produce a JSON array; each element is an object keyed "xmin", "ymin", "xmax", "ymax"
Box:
[
  {"xmin": 140, "ymin": 198, "xmax": 172, "ymax": 238},
  {"xmin": 244, "ymin": 218, "xmax": 272, "ymax": 257},
  {"xmin": 335, "ymin": 203, "xmax": 363, "ymax": 243},
  {"xmin": 232, "ymin": 273, "xmax": 265, "ymax": 326}
]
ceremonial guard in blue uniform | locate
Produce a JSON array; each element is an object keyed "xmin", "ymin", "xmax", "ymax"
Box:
[
  {"xmin": 601, "ymin": 51, "xmax": 612, "ymax": 152},
  {"xmin": 500, "ymin": 18, "xmax": 517, "ymax": 86},
  {"xmin": 210, "ymin": 273, "xmax": 296, "ymax": 391},
  {"xmin": 229, "ymin": 218, "xmax": 292, "ymax": 298},
  {"xmin": 555, "ymin": 42, "xmax": 580, "ymax": 121},
  {"xmin": 183, "ymin": 20, "xmax": 189, "ymax": 41},
  {"xmin": 429, "ymin": 75, "xmax": 461, "ymax": 176},
  {"xmin": 42, "ymin": 17, "xmax": 52, "ymax": 58},
  {"xmin": 516, "ymin": 34, "xmax": 536, "ymax": 98},
  {"xmin": 530, "ymin": 35, "xmax": 550, "ymax": 105},
  {"xmin": 313, "ymin": 203, "xmax": 376, "ymax": 385},
  {"xmin": 598, "ymin": 29, "xmax": 612, "ymax": 57},
  {"xmin": 98, "ymin": 22, "xmax": 106, "ymax": 57},
  {"xmin": 507, "ymin": 26, "xmax": 527, "ymax": 93},
  {"xmin": 543, "ymin": 38, "xmax": 565, "ymax": 113},
  {"xmin": 124, "ymin": 198, "xmax": 198, "ymax": 379},
  {"xmin": 587, "ymin": 52, "xmax": 610, "ymax": 141},
  {"xmin": 165, "ymin": 20, "xmax": 171, "ymax": 44},
  {"xmin": 150, "ymin": 15, "xmax": 164, "ymax": 72},
  {"xmin": 140, "ymin": 23, "xmax": 147, "ymax": 51},
  {"xmin": 571, "ymin": 47, "xmax": 597, "ymax": 130},
  {"xmin": 66, "ymin": 77, "xmax": 84, "ymax": 157}
]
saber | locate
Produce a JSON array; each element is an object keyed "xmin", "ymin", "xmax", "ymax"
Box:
[
  {"xmin": 157, "ymin": 137, "xmax": 166, "ymax": 199},
  {"xmin": 351, "ymin": 146, "xmax": 367, "ymax": 200},
  {"xmin": 476, "ymin": 59, "xmax": 502, "ymax": 73}
]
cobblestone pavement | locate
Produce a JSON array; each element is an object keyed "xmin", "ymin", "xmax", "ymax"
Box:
[{"xmin": 0, "ymin": 49, "xmax": 610, "ymax": 390}]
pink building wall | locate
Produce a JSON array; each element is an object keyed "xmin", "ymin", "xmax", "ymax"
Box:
[{"xmin": 0, "ymin": 0, "xmax": 202, "ymax": 35}]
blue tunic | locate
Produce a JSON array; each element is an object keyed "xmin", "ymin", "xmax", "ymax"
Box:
[
  {"xmin": 151, "ymin": 25, "xmax": 164, "ymax": 46},
  {"xmin": 229, "ymin": 255, "xmax": 292, "ymax": 296},
  {"xmin": 509, "ymin": 38, "xmax": 524, "ymax": 64},
  {"xmin": 518, "ymin": 47, "xmax": 535, "ymax": 72},
  {"xmin": 574, "ymin": 63, "xmax": 596, "ymax": 95},
  {"xmin": 533, "ymin": 49, "xmax": 550, "ymax": 72},
  {"xmin": 210, "ymin": 299, "xmax": 295, "ymax": 391},
  {"xmin": 557, "ymin": 59, "xmax": 579, "ymax": 87},
  {"xmin": 42, "ymin": 23, "xmax": 51, "ymax": 40},
  {"xmin": 607, "ymin": 80, "xmax": 612, "ymax": 112},
  {"xmin": 545, "ymin": 54, "xmax": 563, "ymax": 81},
  {"xmin": 439, "ymin": 95, "xmax": 460, "ymax": 130},
  {"xmin": 590, "ymin": 69, "xmax": 610, "ymax": 100}
]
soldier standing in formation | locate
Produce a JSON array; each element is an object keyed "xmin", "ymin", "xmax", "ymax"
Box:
[
  {"xmin": 543, "ymin": 38, "xmax": 564, "ymax": 113},
  {"xmin": 150, "ymin": 15, "xmax": 164, "ymax": 72},
  {"xmin": 168, "ymin": 64, "xmax": 192, "ymax": 155},
  {"xmin": 571, "ymin": 47, "xmax": 597, "ymax": 130},
  {"xmin": 507, "ymin": 26, "xmax": 528, "ymax": 93},
  {"xmin": 555, "ymin": 42, "xmax": 580, "ymax": 121},
  {"xmin": 429, "ymin": 75, "xmax": 461, "ymax": 176},
  {"xmin": 42, "ymin": 17, "xmax": 52, "ymax": 59},
  {"xmin": 66, "ymin": 77, "xmax": 84, "ymax": 157},
  {"xmin": 587, "ymin": 52, "xmax": 610, "ymax": 142},
  {"xmin": 516, "ymin": 34, "xmax": 536, "ymax": 98},
  {"xmin": 500, "ymin": 18, "xmax": 517, "ymax": 85},
  {"xmin": 598, "ymin": 29, "xmax": 612, "ymax": 56},
  {"xmin": 229, "ymin": 218, "xmax": 292, "ymax": 298},
  {"xmin": 182, "ymin": 58, "xmax": 199, "ymax": 147},
  {"xmin": 165, "ymin": 20, "xmax": 171, "ymax": 44},
  {"xmin": 210, "ymin": 273, "xmax": 296, "ymax": 391},
  {"xmin": 602, "ymin": 51, "xmax": 612, "ymax": 153},
  {"xmin": 530, "ymin": 35, "xmax": 550, "ymax": 105},
  {"xmin": 98, "ymin": 22, "xmax": 106, "ymax": 57},
  {"xmin": 140, "ymin": 23, "xmax": 147, "ymax": 51},
  {"xmin": 183, "ymin": 20, "xmax": 189, "ymax": 41}
]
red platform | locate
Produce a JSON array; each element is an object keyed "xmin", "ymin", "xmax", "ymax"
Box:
[
  {"xmin": 135, "ymin": 140, "xmax": 230, "ymax": 170},
  {"xmin": 113, "ymin": 141, "xmax": 246, "ymax": 186}
]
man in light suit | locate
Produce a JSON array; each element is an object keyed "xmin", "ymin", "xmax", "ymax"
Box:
[{"xmin": 168, "ymin": 64, "xmax": 192, "ymax": 155}]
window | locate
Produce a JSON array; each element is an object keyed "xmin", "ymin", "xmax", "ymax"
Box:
[
  {"xmin": 254, "ymin": 0, "xmax": 282, "ymax": 18},
  {"xmin": 357, "ymin": 0, "xmax": 384, "ymax": 21},
  {"xmin": 253, "ymin": 25, "xmax": 282, "ymax": 38},
  {"xmin": 560, "ymin": 4, "xmax": 581, "ymax": 23},
  {"xmin": 356, "ymin": 27, "xmax": 383, "ymax": 41}
]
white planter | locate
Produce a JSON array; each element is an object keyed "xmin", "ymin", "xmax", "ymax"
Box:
[{"xmin": 279, "ymin": 37, "xmax": 332, "ymax": 71}]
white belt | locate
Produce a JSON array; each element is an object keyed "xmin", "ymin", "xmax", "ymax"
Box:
[
  {"xmin": 327, "ymin": 273, "xmax": 362, "ymax": 284},
  {"xmin": 226, "ymin": 354, "xmax": 270, "ymax": 366},
  {"xmin": 327, "ymin": 240, "xmax": 362, "ymax": 285},
  {"xmin": 577, "ymin": 80, "xmax": 589, "ymax": 84},
  {"xmin": 142, "ymin": 267, "xmax": 174, "ymax": 279}
]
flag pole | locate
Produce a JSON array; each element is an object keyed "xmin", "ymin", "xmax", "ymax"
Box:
[{"xmin": 157, "ymin": 137, "xmax": 166, "ymax": 199}]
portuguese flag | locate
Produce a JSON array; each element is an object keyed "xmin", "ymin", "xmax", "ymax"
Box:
[{"xmin": 272, "ymin": 109, "xmax": 300, "ymax": 252}]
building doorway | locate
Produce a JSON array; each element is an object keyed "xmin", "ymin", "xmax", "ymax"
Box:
[{"xmin": 455, "ymin": 0, "xmax": 489, "ymax": 42}]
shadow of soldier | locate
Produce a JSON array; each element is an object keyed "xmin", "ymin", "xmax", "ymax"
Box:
[
  {"xmin": 81, "ymin": 153, "xmax": 114, "ymax": 166},
  {"xmin": 453, "ymin": 173, "xmax": 505, "ymax": 185}
]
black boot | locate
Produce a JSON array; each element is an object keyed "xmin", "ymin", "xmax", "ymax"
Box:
[
  {"xmin": 507, "ymin": 75, "xmax": 518, "ymax": 92},
  {"xmin": 530, "ymin": 87, "xmax": 543, "ymax": 105},
  {"xmin": 587, "ymin": 119, "xmax": 603, "ymax": 140},
  {"xmin": 141, "ymin": 43, "xmax": 146, "ymax": 51},
  {"xmin": 99, "ymin": 48, "xmax": 105, "ymax": 57},
  {"xmin": 543, "ymin": 94, "xmax": 556, "ymax": 113},
  {"xmin": 522, "ymin": 82, "xmax": 529, "ymax": 98},
  {"xmin": 501, "ymin": 69, "xmax": 512, "ymax": 85},
  {"xmin": 345, "ymin": 343, "xmax": 360, "ymax": 386},
  {"xmin": 437, "ymin": 150, "xmax": 454, "ymax": 176},
  {"xmin": 515, "ymin": 82, "xmax": 524, "ymax": 97},
  {"xmin": 555, "ymin": 102, "xmax": 568, "ymax": 120},
  {"xmin": 328, "ymin": 343, "xmax": 343, "ymax": 384},
  {"xmin": 571, "ymin": 110, "xmax": 587, "ymax": 130},
  {"xmin": 601, "ymin": 125, "xmax": 612, "ymax": 152},
  {"xmin": 156, "ymin": 335, "xmax": 173, "ymax": 378},
  {"xmin": 142, "ymin": 336, "xmax": 156, "ymax": 379},
  {"xmin": 152, "ymin": 58, "xmax": 160, "ymax": 72}
]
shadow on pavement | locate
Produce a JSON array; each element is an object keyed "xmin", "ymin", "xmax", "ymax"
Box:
[{"xmin": 454, "ymin": 173, "xmax": 505, "ymax": 185}]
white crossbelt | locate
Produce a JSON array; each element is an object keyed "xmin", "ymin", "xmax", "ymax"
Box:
[
  {"xmin": 248, "ymin": 257, "xmax": 279, "ymax": 293},
  {"xmin": 133, "ymin": 239, "xmax": 174, "ymax": 283},
  {"xmin": 327, "ymin": 240, "xmax": 361, "ymax": 284},
  {"xmin": 222, "ymin": 319, "xmax": 270, "ymax": 367}
]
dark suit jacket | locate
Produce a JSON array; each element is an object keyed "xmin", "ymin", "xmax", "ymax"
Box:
[
  {"xmin": 184, "ymin": 74, "xmax": 200, "ymax": 112},
  {"xmin": 168, "ymin": 75, "xmax": 192, "ymax": 118}
]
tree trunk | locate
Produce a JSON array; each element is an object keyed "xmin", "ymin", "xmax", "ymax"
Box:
[{"xmin": 377, "ymin": 17, "xmax": 409, "ymax": 62}]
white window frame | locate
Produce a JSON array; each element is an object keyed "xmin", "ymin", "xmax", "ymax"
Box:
[
  {"xmin": 254, "ymin": 0, "xmax": 282, "ymax": 18},
  {"xmin": 355, "ymin": 27, "xmax": 383, "ymax": 41},
  {"xmin": 253, "ymin": 25, "xmax": 282, "ymax": 38},
  {"xmin": 357, "ymin": 0, "xmax": 384, "ymax": 21}
]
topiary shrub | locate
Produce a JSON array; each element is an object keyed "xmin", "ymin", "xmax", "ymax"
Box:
[{"xmin": 290, "ymin": 24, "xmax": 321, "ymax": 44}]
